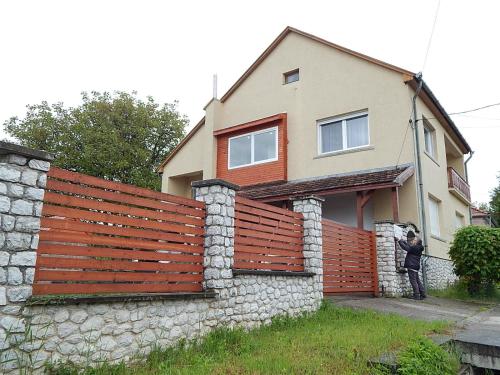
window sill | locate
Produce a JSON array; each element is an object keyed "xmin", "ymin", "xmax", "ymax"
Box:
[
  {"xmin": 430, "ymin": 234, "xmax": 447, "ymax": 243},
  {"xmin": 314, "ymin": 145, "xmax": 374, "ymax": 159},
  {"xmin": 424, "ymin": 151, "xmax": 440, "ymax": 167}
]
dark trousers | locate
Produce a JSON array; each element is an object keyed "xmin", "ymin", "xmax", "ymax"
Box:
[{"xmin": 408, "ymin": 269, "xmax": 425, "ymax": 298}]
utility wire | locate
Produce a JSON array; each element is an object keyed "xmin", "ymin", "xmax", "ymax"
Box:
[
  {"xmin": 395, "ymin": 120, "xmax": 412, "ymax": 168},
  {"xmin": 422, "ymin": 0, "xmax": 441, "ymax": 73},
  {"xmin": 417, "ymin": 102, "xmax": 500, "ymax": 122}
]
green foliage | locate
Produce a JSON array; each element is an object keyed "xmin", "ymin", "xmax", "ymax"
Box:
[
  {"xmin": 429, "ymin": 279, "xmax": 500, "ymax": 303},
  {"xmin": 45, "ymin": 302, "xmax": 449, "ymax": 375},
  {"xmin": 490, "ymin": 174, "xmax": 500, "ymax": 226},
  {"xmin": 396, "ymin": 337, "xmax": 459, "ymax": 375},
  {"xmin": 3, "ymin": 91, "xmax": 187, "ymax": 191},
  {"xmin": 449, "ymin": 225, "xmax": 500, "ymax": 295}
]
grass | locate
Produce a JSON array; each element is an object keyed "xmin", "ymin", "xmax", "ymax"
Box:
[
  {"xmin": 429, "ymin": 281, "xmax": 500, "ymax": 304},
  {"xmin": 46, "ymin": 301, "xmax": 451, "ymax": 375}
]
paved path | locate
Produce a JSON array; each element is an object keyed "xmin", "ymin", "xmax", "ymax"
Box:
[
  {"xmin": 327, "ymin": 295, "xmax": 490, "ymax": 324},
  {"xmin": 328, "ymin": 295, "xmax": 500, "ymax": 369}
]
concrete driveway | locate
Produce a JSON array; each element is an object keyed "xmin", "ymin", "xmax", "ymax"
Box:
[{"xmin": 327, "ymin": 295, "xmax": 500, "ymax": 370}]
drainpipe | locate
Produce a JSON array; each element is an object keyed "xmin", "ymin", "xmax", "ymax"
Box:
[
  {"xmin": 464, "ymin": 151, "xmax": 474, "ymax": 224},
  {"xmin": 411, "ymin": 73, "xmax": 429, "ymax": 288}
]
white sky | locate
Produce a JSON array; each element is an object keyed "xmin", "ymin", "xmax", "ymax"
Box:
[{"xmin": 1, "ymin": 0, "xmax": 499, "ymax": 204}]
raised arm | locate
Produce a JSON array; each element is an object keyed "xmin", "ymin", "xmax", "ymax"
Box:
[{"xmin": 397, "ymin": 239, "xmax": 411, "ymax": 252}]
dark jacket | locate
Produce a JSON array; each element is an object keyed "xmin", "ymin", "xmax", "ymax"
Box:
[{"xmin": 398, "ymin": 239, "xmax": 424, "ymax": 271}]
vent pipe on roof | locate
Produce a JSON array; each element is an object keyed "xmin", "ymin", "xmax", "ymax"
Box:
[{"xmin": 213, "ymin": 74, "xmax": 218, "ymax": 99}]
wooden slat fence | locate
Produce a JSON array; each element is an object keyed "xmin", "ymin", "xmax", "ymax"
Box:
[
  {"xmin": 33, "ymin": 167, "xmax": 206, "ymax": 295},
  {"xmin": 234, "ymin": 196, "xmax": 304, "ymax": 272},
  {"xmin": 322, "ymin": 219, "xmax": 378, "ymax": 295}
]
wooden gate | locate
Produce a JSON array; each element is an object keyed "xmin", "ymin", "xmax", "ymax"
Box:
[{"xmin": 322, "ymin": 219, "xmax": 378, "ymax": 295}]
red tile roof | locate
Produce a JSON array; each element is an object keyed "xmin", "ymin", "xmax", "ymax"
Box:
[{"xmin": 240, "ymin": 165, "xmax": 414, "ymax": 201}]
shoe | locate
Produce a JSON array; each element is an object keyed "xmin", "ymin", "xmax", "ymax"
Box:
[
  {"xmin": 410, "ymin": 295, "xmax": 421, "ymax": 300},
  {"xmin": 420, "ymin": 295, "xmax": 427, "ymax": 300}
]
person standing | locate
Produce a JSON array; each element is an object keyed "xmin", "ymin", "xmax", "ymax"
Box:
[{"xmin": 396, "ymin": 231, "xmax": 426, "ymax": 300}]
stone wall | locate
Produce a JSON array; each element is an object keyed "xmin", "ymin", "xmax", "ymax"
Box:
[
  {"xmin": 424, "ymin": 256, "xmax": 458, "ymax": 290},
  {"xmin": 0, "ymin": 143, "xmax": 53, "ymax": 372},
  {"xmin": 375, "ymin": 221, "xmax": 457, "ymax": 297},
  {"xmin": 0, "ymin": 159, "xmax": 323, "ymax": 374}
]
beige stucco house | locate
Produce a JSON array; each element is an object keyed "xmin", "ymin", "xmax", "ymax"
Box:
[{"xmin": 158, "ymin": 27, "xmax": 472, "ymax": 260}]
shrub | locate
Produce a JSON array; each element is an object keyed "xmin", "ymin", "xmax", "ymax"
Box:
[
  {"xmin": 449, "ymin": 226, "xmax": 500, "ymax": 295},
  {"xmin": 397, "ymin": 337, "xmax": 459, "ymax": 375}
]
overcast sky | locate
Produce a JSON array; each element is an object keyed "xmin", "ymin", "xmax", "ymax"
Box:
[{"xmin": 1, "ymin": 0, "xmax": 499, "ymax": 204}]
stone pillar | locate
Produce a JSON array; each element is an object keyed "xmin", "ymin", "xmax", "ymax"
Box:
[
  {"xmin": 292, "ymin": 196, "xmax": 324, "ymax": 296},
  {"xmin": 0, "ymin": 142, "xmax": 53, "ymax": 372},
  {"xmin": 375, "ymin": 222, "xmax": 401, "ymax": 297},
  {"xmin": 192, "ymin": 179, "xmax": 239, "ymax": 292}
]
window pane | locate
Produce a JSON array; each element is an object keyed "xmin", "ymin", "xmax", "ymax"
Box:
[
  {"xmin": 229, "ymin": 135, "xmax": 251, "ymax": 168},
  {"xmin": 429, "ymin": 198, "xmax": 440, "ymax": 236},
  {"xmin": 346, "ymin": 115, "xmax": 368, "ymax": 148},
  {"xmin": 285, "ymin": 70, "xmax": 299, "ymax": 84},
  {"xmin": 321, "ymin": 121, "xmax": 343, "ymax": 153},
  {"xmin": 424, "ymin": 127, "xmax": 434, "ymax": 156},
  {"xmin": 254, "ymin": 129, "xmax": 277, "ymax": 162}
]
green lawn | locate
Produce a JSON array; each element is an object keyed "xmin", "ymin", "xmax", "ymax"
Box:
[
  {"xmin": 47, "ymin": 302, "xmax": 451, "ymax": 375},
  {"xmin": 429, "ymin": 281, "xmax": 500, "ymax": 304}
]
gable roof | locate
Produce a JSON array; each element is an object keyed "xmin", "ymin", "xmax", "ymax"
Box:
[
  {"xmin": 156, "ymin": 117, "xmax": 205, "ymax": 172},
  {"xmin": 219, "ymin": 26, "xmax": 414, "ymax": 103}
]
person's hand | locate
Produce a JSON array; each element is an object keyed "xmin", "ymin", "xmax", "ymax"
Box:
[{"xmin": 394, "ymin": 236, "xmax": 399, "ymax": 241}]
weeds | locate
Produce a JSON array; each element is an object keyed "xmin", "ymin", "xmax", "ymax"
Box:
[{"xmin": 46, "ymin": 301, "xmax": 450, "ymax": 375}]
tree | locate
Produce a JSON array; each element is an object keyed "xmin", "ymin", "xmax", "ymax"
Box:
[
  {"xmin": 3, "ymin": 91, "xmax": 187, "ymax": 191},
  {"xmin": 490, "ymin": 174, "xmax": 500, "ymax": 227}
]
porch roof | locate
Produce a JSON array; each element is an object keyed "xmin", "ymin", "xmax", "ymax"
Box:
[{"xmin": 239, "ymin": 164, "xmax": 414, "ymax": 202}]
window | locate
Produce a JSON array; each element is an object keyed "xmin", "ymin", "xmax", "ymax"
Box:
[
  {"xmin": 455, "ymin": 212, "xmax": 465, "ymax": 230},
  {"xmin": 423, "ymin": 119, "xmax": 436, "ymax": 158},
  {"xmin": 228, "ymin": 127, "xmax": 278, "ymax": 169},
  {"xmin": 284, "ymin": 69, "xmax": 299, "ymax": 84},
  {"xmin": 318, "ymin": 112, "xmax": 369, "ymax": 154},
  {"xmin": 428, "ymin": 196, "xmax": 441, "ymax": 237}
]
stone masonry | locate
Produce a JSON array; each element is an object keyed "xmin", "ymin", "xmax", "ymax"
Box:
[
  {"xmin": 292, "ymin": 197, "xmax": 324, "ymax": 297},
  {"xmin": 0, "ymin": 143, "xmax": 53, "ymax": 372},
  {"xmin": 0, "ymin": 165, "xmax": 323, "ymax": 374},
  {"xmin": 375, "ymin": 221, "xmax": 457, "ymax": 297}
]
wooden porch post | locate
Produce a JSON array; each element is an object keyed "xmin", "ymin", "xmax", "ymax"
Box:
[
  {"xmin": 391, "ymin": 187, "xmax": 400, "ymax": 223},
  {"xmin": 357, "ymin": 190, "xmax": 374, "ymax": 229}
]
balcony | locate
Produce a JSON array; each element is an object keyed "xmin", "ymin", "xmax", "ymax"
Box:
[{"xmin": 447, "ymin": 167, "xmax": 471, "ymax": 203}]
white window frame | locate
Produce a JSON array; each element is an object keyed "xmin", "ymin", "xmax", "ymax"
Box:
[
  {"xmin": 455, "ymin": 211, "xmax": 465, "ymax": 230},
  {"xmin": 228, "ymin": 126, "xmax": 278, "ymax": 170},
  {"xmin": 428, "ymin": 195, "xmax": 441, "ymax": 237},
  {"xmin": 317, "ymin": 111, "xmax": 370, "ymax": 155}
]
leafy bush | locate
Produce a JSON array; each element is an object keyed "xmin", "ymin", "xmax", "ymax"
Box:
[
  {"xmin": 449, "ymin": 226, "xmax": 500, "ymax": 295},
  {"xmin": 397, "ymin": 337, "xmax": 459, "ymax": 375}
]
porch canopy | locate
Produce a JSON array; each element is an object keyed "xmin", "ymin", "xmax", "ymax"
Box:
[{"xmin": 240, "ymin": 164, "xmax": 415, "ymax": 229}]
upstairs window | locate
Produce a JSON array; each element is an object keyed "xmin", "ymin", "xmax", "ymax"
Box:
[
  {"xmin": 284, "ymin": 69, "xmax": 299, "ymax": 84},
  {"xmin": 228, "ymin": 127, "xmax": 278, "ymax": 169},
  {"xmin": 318, "ymin": 112, "xmax": 369, "ymax": 154},
  {"xmin": 423, "ymin": 119, "xmax": 437, "ymax": 158}
]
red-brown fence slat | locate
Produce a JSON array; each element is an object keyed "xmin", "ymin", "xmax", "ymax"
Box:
[{"xmin": 33, "ymin": 283, "xmax": 203, "ymax": 296}]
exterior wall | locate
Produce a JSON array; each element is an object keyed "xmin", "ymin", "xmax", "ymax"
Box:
[
  {"xmin": 415, "ymin": 93, "xmax": 470, "ymax": 259},
  {"xmin": 424, "ymin": 256, "xmax": 458, "ymax": 290},
  {"xmin": 322, "ymin": 192, "xmax": 373, "ymax": 230},
  {"xmin": 215, "ymin": 116, "xmax": 287, "ymax": 186}
]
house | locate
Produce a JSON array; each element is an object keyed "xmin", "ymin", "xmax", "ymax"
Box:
[
  {"xmin": 157, "ymin": 26, "xmax": 472, "ymax": 261},
  {"xmin": 471, "ymin": 206, "xmax": 495, "ymax": 227}
]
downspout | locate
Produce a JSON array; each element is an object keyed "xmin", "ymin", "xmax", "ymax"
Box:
[
  {"xmin": 411, "ymin": 73, "xmax": 429, "ymax": 288},
  {"xmin": 464, "ymin": 151, "xmax": 474, "ymax": 223}
]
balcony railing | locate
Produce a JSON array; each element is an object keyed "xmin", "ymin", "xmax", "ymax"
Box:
[{"xmin": 447, "ymin": 167, "xmax": 471, "ymax": 203}]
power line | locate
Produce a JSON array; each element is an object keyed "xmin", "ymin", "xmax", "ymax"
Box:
[
  {"xmin": 395, "ymin": 120, "xmax": 412, "ymax": 168},
  {"xmin": 422, "ymin": 0, "xmax": 441, "ymax": 73},
  {"xmin": 448, "ymin": 102, "xmax": 500, "ymax": 116}
]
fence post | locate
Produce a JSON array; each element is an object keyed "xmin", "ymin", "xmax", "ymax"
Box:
[
  {"xmin": 0, "ymin": 142, "xmax": 52, "ymax": 372},
  {"xmin": 292, "ymin": 196, "xmax": 324, "ymax": 298},
  {"xmin": 192, "ymin": 179, "xmax": 239, "ymax": 292}
]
